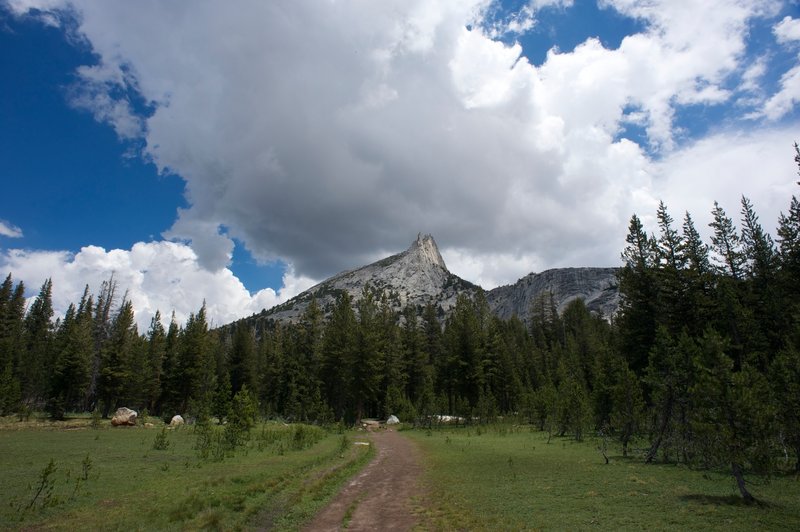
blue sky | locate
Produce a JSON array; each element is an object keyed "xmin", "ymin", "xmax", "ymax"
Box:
[{"xmin": 1, "ymin": 0, "xmax": 799, "ymax": 328}]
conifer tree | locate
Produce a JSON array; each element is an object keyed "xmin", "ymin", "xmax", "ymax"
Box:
[
  {"xmin": 710, "ymin": 202, "xmax": 745, "ymax": 280},
  {"xmin": 655, "ymin": 202, "xmax": 689, "ymax": 332},
  {"xmin": 690, "ymin": 330, "xmax": 774, "ymax": 503},
  {"xmin": 770, "ymin": 342, "xmax": 800, "ymax": 472},
  {"xmin": 179, "ymin": 302, "xmax": 215, "ymax": 418},
  {"xmin": 97, "ymin": 299, "xmax": 137, "ymax": 417},
  {"xmin": 321, "ymin": 292, "xmax": 357, "ymax": 420},
  {"xmin": 0, "ymin": 275, "xmax": 24, "ymax": 412},
  {"xmin": 351, "ymin": 286, "xmax": 384, "ymax": 422},
  {"xmin": 158, "ymin": 313, "xmax": 182, "ymax": 416},
  {"xmin": 144, "ymin": 311, "xmax": 166, "ymax": 412},
  {"xmin": 22, "ymin": 278, "xmax": 54, "ymax": 403},
  {"xmin": 609, "ymin": 363, "xmax": 645, "ymax": 457},
  {"xmin": 48, "ymin": 287, "xmax": 93, "ymax": 418},
  {"xmin": 618, "ymin": 215, "xmax": 658, "ymax": 374},
  {"xmin": 680, "ymin": 212, "xmax": 714, "ymax": 336},
  {"xmin": 229, "ymin": 324, "xmax": 257, "ymax": 395}
]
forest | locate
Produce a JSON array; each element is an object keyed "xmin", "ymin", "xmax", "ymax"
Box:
[{"xmin": 1, "ymin": 146, "xmax": 799, "ymax": 503}]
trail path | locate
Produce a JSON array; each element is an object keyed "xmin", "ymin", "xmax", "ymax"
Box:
[{"xmin": 304, "ymin": 428, "xmax": 425, "ymax": 532}]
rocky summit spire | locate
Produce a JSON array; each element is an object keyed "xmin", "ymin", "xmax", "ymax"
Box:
[{"xmin": 407, "ymin": 233, "xmax": 448, "ymax": 271}]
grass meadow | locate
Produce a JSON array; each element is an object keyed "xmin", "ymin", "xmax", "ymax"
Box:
[
  {"xmin": 406, "ymin": 424, "xmax": 800, "ymax": 531},
  {"xmin": 0, "ymin": 415, "xmax": 372, "ymax": 530}
]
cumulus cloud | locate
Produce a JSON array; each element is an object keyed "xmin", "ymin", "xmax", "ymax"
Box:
[
  {"xmin": 0, "ymin": 220, "xmax": 23, "ymax": 238},
  {"xmin": 0, "ymin": 241, "xmax": 315, "ymax": 331},
  {"xmin": 4, "ymin": 0, "xmax": 799, "ymax": 298},
  {"xmin": 650, "ymin": 127, "xmax": 800, "ymax": 241},
  {"xmin": 760, "ymin": 16, "xmax": 800, "ymax": 121},
  {"xmin": 774, "ymin": 15, "xmax": 800, "ymax": 44}
]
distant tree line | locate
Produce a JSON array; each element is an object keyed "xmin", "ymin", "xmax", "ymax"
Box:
[{"xmin": 1, "ymin": 145, "xmax": 799, "ymax": 503}]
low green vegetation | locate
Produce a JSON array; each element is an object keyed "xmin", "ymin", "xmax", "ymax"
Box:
[
  {"xmin": 0, "ymin": 415, "xmax": 372, "ymax": 531},
  {"xmin": 407, "ymin": 425, "xmax": 800, "ymax": 531}
]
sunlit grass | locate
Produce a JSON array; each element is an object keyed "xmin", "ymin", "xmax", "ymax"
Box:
[
  {"xmin": 407, "ymin": 424, "xmax": 800, "ymax": 531},
  {"xmin": 0, "ymin": 415, "xmax": 372, "ymax": 530}
]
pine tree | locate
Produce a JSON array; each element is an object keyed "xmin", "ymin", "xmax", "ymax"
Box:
[
  {"xmin": 21, "ymin": 278, "xmax": 54, "ymax": 404},
  {"xmin": 710, "ymin": 202, "xmax": 745, "ymax": 280},
  {"xmin": 229, "ymin": 324, "xmax": 257, "ymax": 396},
  {"xmin": 609, "ymin": 363, "xmax": 645, "ymax": 457},
  {"xmin": 87, "ymin": 276, "xmax": 117, "ymax": 408},
  {"xmin": 770, "ymin": 342, "xmax": 800, "ymax": 472},
  {"xmin": 777, "ymin": 195, "xmax": 800, "ymax": 343},
  {"xmin": 739, "ymin": 196, "xmax": 779, "ymax": 364},
  {"xmin": 0, "ymin": 275, "xmax": 24, "ymax": 412},
  {"xmin": 179, "ymin": 302, "xmax": 215, "ymax": 418},
  {"xmin": 655, "ymin": 202, "xmax": 689, "ymax": 332},
  {"xmin": 320, "ymin": 292, "xmax": 357, "ymax": 421},
  {"xmin": 97, "ymin": 299, "xmax": 137, "ymax": 417},
  {"xmin": 644, "ymin": 328, "xmax": 695, "ymax": 463},
  {"xmin": 144, "ymin": 311, "xmax": 166, "ymax": 412},
  {"xmin": 618, "ymin": 215, "xmax": 658, "ymax": 374},
  {"xmin": 690, "ymin": 330, "xmax": 774, "ymax": 503},
  {"xmin": 158, "ymin": 313, "xmax": 182, "ymax": 417},
  {"xmin": 350, "ymin": 286, "xmax": 384, "ymax": 422},
  {"xmin": 680, "ymin": 212, "xmax": 714, "ymax": 336},
  {"xmin": 48, "ymin": 287, "xmax": 93, "ymax": 418}
]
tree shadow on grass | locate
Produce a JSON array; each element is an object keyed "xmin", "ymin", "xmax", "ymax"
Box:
[{"xmin": 680, "ymin": 494, "xmax": 772, "ymax": 508}]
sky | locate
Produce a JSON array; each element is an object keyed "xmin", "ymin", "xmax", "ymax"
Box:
[{"xmin": 1, "ymin": 0, "xmax": 799, "ymax": 330}]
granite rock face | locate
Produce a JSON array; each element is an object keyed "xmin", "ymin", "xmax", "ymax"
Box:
[
  {"xmin": 486, "ymin": 267, "xmax": 620, "ymax": 322},
  {"xmin": 245, "ymin": 235, "xmax": 620, "ymax": 326},
  {"xmin": 260, "ymin": 233, "xmax": 478, "ymax": 323}
]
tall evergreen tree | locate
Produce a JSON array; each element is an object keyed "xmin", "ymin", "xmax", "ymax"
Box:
[
  {"xmin": 320, "ymin": 292, "xmax": 357, "ymax": 421},
  {"xmin": 22, "ymin": 278, "xmax": 54, "ymax": 404},
  {"xmin": 158, "ymin": 313, "xmax": 182, "ymax": 416},
  {"xmin": 709, "ymin": 202, "xmax": 745, "ymax": 280},
  {"xmin": 48, "ymin": 287, "xmax": 93, "ymax": 418},
  {"xmin": 655, "ymin": 201, "xmax": 688, "ymax": 332},
  {"xmin": 179, "ymin": 302, "xmax": 215, "ymax": 417},
  {"xmin": 144, "ymin": 311, "xmax": 166, "ymax": 412},
  {"xmin": 690, "ymin": 331, "xmax": 774, "ymax": 503},
  {"xmin": 97, "ymin": 299, "xmax": 137, "ymax": 417},
  {"xmin": 618, "ymin": 215, "xmax": 658, "ymax": 374},
  {"xmin": 0, "ymin": 275, "xmax": 24, "ymax": 412},
  {"xmin": 350, "ymin": 286, "xmax": 384, "ymax": 422},
  {"xmin": 229, "ymin": 324, "xmax": 257, "ymax": 396}
]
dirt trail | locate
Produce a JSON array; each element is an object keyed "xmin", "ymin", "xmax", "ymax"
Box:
[{"xmin": 304, "ymin": 428, "xmax": 425, "ymax": 532}]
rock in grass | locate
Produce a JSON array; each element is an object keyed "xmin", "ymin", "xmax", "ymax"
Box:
[
  {"xmin": 170, "ymin": 415, "xmax": 184, "ymax": 427},
  {"xmin": 386, "ymin": 415, "xmax": 400, "ymax": 425},
  {"xmin": 111, "ymin": 407, "xmax": 137, "ymax": 426}
]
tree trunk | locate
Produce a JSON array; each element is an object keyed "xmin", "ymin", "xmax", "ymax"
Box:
[
  {"xmin": 646, "ymin": 397, "xmax": 673, "ymax": 464},
  {"xmin": 795, "ymin": 445, "xmax": 800, "ymax": 473},
  {"xmin": 731, "ymin": 462, "xmax": 756, "ymax": 504}
]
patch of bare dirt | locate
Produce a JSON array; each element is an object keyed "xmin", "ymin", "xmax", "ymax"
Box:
[{"xmin": 304, "ymin": 428, "xmax": 425, "ymax": 532}]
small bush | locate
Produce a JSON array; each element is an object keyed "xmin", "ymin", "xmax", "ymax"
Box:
[{"xmin": 152, "ymin": 427, "xmax": 170, "ymax": 450}]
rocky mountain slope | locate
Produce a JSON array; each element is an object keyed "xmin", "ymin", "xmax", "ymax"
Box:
[
  {"xmin": 258, "ymin": 234, "xmax": 478, "ymax": 322},
  {"xmin": 486, "ymin": 267, "xmax": 620, "ymax": 322},
  {"xmin": 249, "ymin": 234, "xmax": 619, "ymax": 326}
]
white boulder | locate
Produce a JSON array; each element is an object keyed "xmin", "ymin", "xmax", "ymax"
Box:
[{"xmin": 110, "ymin": 407, "xmax": 137, "ymax": 426}]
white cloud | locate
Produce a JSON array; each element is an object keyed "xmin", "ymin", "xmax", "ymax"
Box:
[
  {"xmin": 0, "ymin": 241, "xmax": 316, "ymax": 331},
  {"xmin": 774, "ymin": 15, "xmax": 800, "ymax": 44},
  {"xmin": 0, "ymin": 220, "xmax": 23, "ymax": 238},
  {"xmin": 4, "ymin": 0, "xmax": 798, "ymax": 300},
  {"xmin": 651, "ymin": 127, "xmax": 800, "ymax": 241},
  {"xmin": 763, "ymin": 61, "xmax": 800, "ymax": 120}
]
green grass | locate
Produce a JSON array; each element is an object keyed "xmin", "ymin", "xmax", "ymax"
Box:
[
  {"xmin": 406, "ymin": 425, "xmax": 800, "ymax": 531},
  {"xmin": 0, "ymin": 415, "xmax": 372, "ymax": 531}
]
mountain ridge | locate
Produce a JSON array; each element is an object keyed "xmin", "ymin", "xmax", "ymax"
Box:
[{"xmin": 245, "ymin": 234, "xmax": 619, "ymax": 326}]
